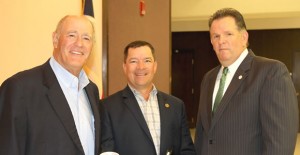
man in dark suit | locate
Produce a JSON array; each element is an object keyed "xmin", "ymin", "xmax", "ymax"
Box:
[
  {"xmin": 100, "ymin": 40, "xmax": 196, "ymax": 155},
  {"xmin": 0, "ymin": 15, "xmax": 101, "ymax": 155},
  {"xmin": 194, "ymin": 8, "xmax": 299, "ymax": 155}
]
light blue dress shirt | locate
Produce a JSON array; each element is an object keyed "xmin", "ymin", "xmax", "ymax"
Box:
[{"xmin": 50, "ymin": 57, "xmax": 95, "ymax": 155}]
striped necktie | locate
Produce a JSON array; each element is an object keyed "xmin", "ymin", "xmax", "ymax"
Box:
[{"xmin": 213, "ymin": 67, "xmax": 229, "ymax": 114}]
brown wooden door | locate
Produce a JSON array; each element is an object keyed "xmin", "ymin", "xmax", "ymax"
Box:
[{"xmin": 171, "ymin": 49, "xmax": 196, "ymax": 127}]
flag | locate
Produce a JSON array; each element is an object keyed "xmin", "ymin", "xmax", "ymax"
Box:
[{"xmin": 82, "ymin": 0, "xmax": 104, "ymax": 99}]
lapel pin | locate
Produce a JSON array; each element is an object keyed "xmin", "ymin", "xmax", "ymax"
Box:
[
  {"xmin": 238, "ymin": 75, "xmax": 243, "ymax": 79},
  {"xmin": 165, "ymin": 103, "xmax": 170, "ymax": 108}
]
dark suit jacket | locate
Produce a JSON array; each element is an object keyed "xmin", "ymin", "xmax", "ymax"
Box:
[
  {"xmin": 100, "ymin": 86, "xmax": 195, "ymax": 155},
  {"xmin": 194, "ymin": 50, "xmax": 299, "ymax": 155},
  {"xmin": 0, "ymin": 60, "xmax": 101, "ymax": 155}
]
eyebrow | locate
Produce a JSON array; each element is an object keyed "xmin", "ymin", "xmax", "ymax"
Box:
[{"xmin": 128, "ymin": 57, "xmax": 153, "ymax": 60}]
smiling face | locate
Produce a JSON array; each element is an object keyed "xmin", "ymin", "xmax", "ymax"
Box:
[
  {"xmin": 210, "ymin": 16, "xmax": 248, "ymax": 67},
  {"xmin": 123, "ymin": 45, "xmax": 157, "ymax": 92},
  {"xmin": 52, "ymin": 15, "xmax": 94, "ymax": 76}
]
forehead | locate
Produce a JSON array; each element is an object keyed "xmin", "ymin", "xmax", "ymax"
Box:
[
  {"xmin": 60, "ymin": 17, "xmax": 93, "ymax": 34},
  {"xmin": 127, "ymin": 46, "xmax": 153, "ymax": 58},
  {"xmin": 210, "ymin": 16, "xmax": 237, "ymax": 31}
]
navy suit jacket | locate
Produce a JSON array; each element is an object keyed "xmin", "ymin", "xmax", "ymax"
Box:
[
  {"xmin": 194, "ymin": 50, "xmax": 299, "ymax": 155},
  {"xmin": 100, "ymin": 86, "xmax": 195, "ymax": 155},
  {"xmin": 0, "ymin": 60, "xmax": 101, "ymax": 155}
]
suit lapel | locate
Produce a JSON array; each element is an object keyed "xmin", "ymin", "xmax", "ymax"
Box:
[
  {"xmin": 122, "ymin": 86, "xmax": 153, "ymax": 142},
  {"xmin": 205, "ymin": 68, "xmax": 219, "ymax": 129},
  {"xmin": 211, "ymin": 51, "xmax": 254, "ymax": 128},
  {"xmin": 42, "ymin": 61, "xmax": 84, "ymax": 154},
  {"xmin": 157, "ymin": 92, "xmax": 169, "ymax": 152},
  {"xmin": 85, "ymin": 84, "xmax": 100, "ymax": 155}
]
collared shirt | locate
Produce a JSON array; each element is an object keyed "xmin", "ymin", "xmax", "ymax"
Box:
[
  {"xmin": 212, "ymin": 49, "xmax": 249, "ymax": 109},
  {"xmin": 50, "ymin": 57, "xmax": 95, "ymax": 155},
  {"xmin": 129, "ymin": 84, "xmax": 161, "ymax": 155}
]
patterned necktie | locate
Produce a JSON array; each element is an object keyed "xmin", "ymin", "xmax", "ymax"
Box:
[{"xmin": 213, "ymin": 67, "xmax": 229, "ymax": 114}]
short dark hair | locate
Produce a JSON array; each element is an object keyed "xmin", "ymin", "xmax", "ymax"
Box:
[
  {"xmin": 123, "ymin": 40, "xmax": 156, "ymax": 62},
  {"xmin": 208, "ymin": 8, "xmax": 247, "ymax": 31}
]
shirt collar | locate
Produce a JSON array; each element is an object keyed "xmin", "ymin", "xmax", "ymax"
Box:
[
  {"xmin": 49, "ymin": 57, "xmax": 89, "ymax": 90},
  {"xmin": 225, "ymin": 48, "xmax": 249, "ymax": 74},
  {"xmin": 128, "ymin": 84, "xmax": 158, "ymax": 97}
]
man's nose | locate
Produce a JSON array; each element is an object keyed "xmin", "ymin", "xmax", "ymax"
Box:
[
  {"xmin": 137, "ymin": 61, "xmax": 145, "ymax": 69},
  {"xmin": 75, "ymin": 37, "xmax": 83, "ymax": 47}
]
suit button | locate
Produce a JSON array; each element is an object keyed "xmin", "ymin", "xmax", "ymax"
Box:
[{"xmin": 209, "ymin": 140, "xmax": 213, "ymax": 144}]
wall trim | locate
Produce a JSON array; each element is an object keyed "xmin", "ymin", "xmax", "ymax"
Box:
[{"xmin": 172, "ymin": 11, "xmax": 300, "ymax": 32}]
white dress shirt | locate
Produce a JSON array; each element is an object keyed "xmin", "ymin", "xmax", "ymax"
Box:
[{"xmin": 212, "ymin": 49, "xmax": 249, "ymax": 109}]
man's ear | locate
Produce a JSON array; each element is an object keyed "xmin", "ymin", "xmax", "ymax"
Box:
[
  {"xmin": 242, "ymin": 30, "xmax": 249, "ymax": 43},
  {"xmin": 154, "ymin": 61, "xmax": 158, "ymax": 74},
  {"xmin": 52, "ymin": 32, "xmax": 59, "ymax": 48},
  {"xmin": 122, "ymin": 62, "xmax": 127, "ymax": 73}
]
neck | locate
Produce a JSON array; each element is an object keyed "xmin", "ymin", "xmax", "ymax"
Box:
[{"xmin": 135, "ymin": 85, "xmax": 154, "ymax": 101}]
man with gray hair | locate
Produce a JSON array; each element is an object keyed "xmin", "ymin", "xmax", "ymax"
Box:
[{"xmin": 0, "ymin": 15, "xmax": 101, "ymax": 155}]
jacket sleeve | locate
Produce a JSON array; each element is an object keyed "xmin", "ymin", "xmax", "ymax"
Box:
[
  {"xmin": 0, "ymin": 77, "xmax": 28, "ymax": 155},
  {"xmin": 260, "ymin": 62, "xmax": 299, "ymax": 155},
  {"xmin": 179, "ymin": 102, "xmax": 196, "ymax": 155},
  {"xmin": 99, "ymin": 100, "xmax": 116, "ymax": 153}
]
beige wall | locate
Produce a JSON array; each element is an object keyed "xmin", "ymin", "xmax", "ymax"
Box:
[
  {"xmin": 0, "ymin": 0, "xmax": 103, "ymax": 93},
  {"xmin": 172, "ymin": 0, "xmax": 300, "ymax": 31},
  {"xmin": 107, "ymin": 0, "xmax": 171, "ymax": 95},
  {"xmin": 0, "ymin": 1, "xmax": 81, "ymax": 84},
  {"xmin": 3, "ymin": 0, "xmax": 300, "ymax": 94}
]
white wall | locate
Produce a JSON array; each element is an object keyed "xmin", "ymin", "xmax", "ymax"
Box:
[
  {"xmin": 0, "ymin": 0, "xmax": 81, "ymax": 84},
  {"xmin": 172, "ymin": 0, "xmax": 300, "ymax": 31}
]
